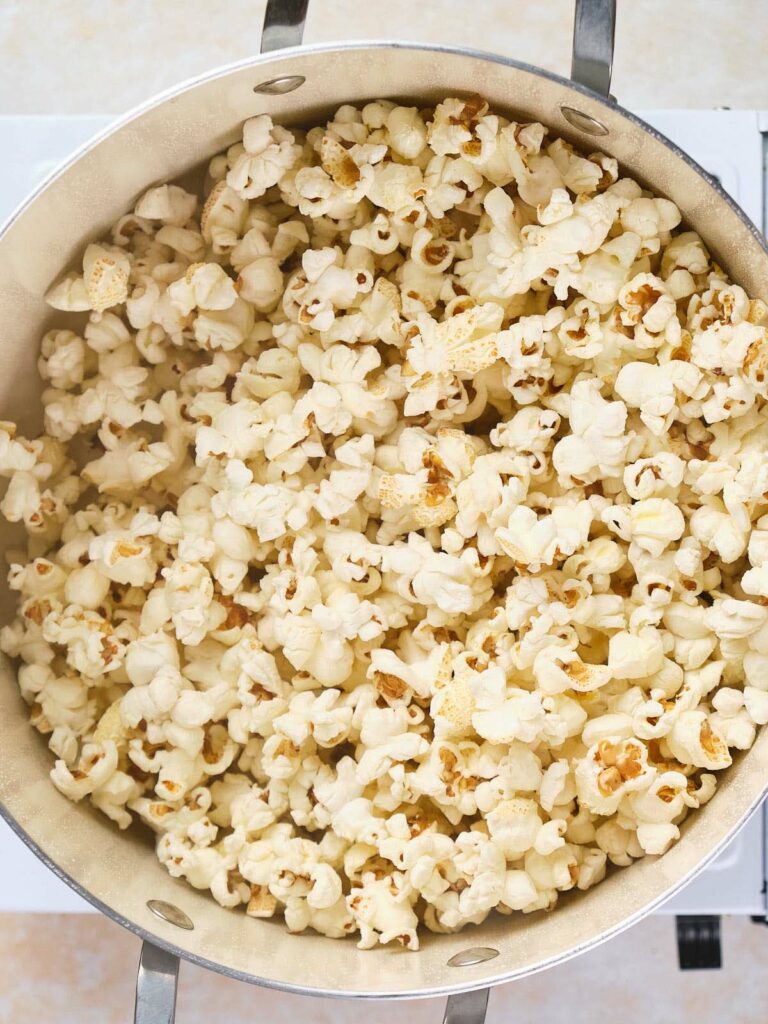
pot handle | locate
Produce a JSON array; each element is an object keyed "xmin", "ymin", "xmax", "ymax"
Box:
[
  {"xmin": 133, "ymin": 941, "xmax": 491, "ymax": 1024},
  {"xmin": 261, "ymin": 0, "xmax": 310, "ymax": 53},
  {"xmin": 260, "ymin": 0, "xmax": 616, "ymax": 101},
  {"xmin": 571, "ymin": 0, "xmax": 616, "ymax": 97},
  {"xmin": 134, "ymin": 942, "xmax": 179, "ymax": 1024},
  {"xmin": 443, "ymin": 989, "xmax": 490, "ymax": 1024}
]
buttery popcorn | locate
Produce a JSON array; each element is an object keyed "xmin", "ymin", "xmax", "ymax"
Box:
[{"xmin": 2, "ymin": 96, "xmax": 767, "ymax": 950}]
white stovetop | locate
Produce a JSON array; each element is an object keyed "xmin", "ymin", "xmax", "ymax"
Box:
[{"xmin": 0, "ymin": 109, "xmax": 766, "ymax": 917}]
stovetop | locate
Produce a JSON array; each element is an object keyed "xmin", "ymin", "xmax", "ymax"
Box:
[{"xmin": 0, "ymin": 110, "xmax": 766, "ymax": 929}]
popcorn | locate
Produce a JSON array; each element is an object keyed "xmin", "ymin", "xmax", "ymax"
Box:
[
  {"xmin": 534, "ymin": 646, "xmax": 612, "ymax": 694},
  {"xmin": 135, "ymin": 184, "xmax": 197, "ymax": 226},
  {"xmin": 125, "ymin": 631, "xmax": 180, "ymax": 687},
  {"xmin": 524, "ymin": 845, "xmax": 578, "ymax": 893},
  {"xmin": 575, "ymin": 738, "xmax": 654, "ymax": 815},
  {"xmin": 162, "ymin": 561, "xmax": 223, "ymax": 646},
  {"xmin": 347, "ymin": 873, "xmax": 420, "ymax": 949},
  {"xmin": 615, "ymin": 362, "xmax": 678, "ymax": 435},
  {"xmin": 471, "ymin": 674, "xmax": 548, "ymax": 745},
  {"xmin": 88, "ymin": 531, "xmax": 157, "ymax": 587},
  {"xmin": 486, "ymin": 798, "xmax": 542, "ymax": 858},
  {"xmin": 552, "ymin": 379, "xmax": 632, "ymax": 486},
  {"xmin": 38, "ymin": 331, "xmax": 87, "ymax": 391},
  {"xmin": 167, "ymin": 262, "xmax": 238, "ymax": 314},
  {"xmin": 666, "ymin": 711, "xmax": 732, "ymax": 770},
  {"xmin": 624, "ymin": 453, "xmax": 685, "ymax": 500},
  {"xmin": 200, "ymin": 181, "xmax": 247, "ymax": 253},
  {"xmin": 51, "ymin": 740, "xmax": 120, "ymax": 801},
  {"xmin": 608, "ymin": 629, "xmax": 664, "ymax": 680},
  {"xmin": 228, "ymin": 116, "xmax": 302, "ymax": 200},
  {"xmin": 386, "ymin": 106, "xmax": 428, "ymax": 159},
  {"xmin": 602, "ymin": 498, "xmax": 685, "ymax": 557},
  {"xmin": 82, "ymin": 244, "xmax": 131, "ymax": 312},
  {"xmin": 402, "ymin": 303, "xmax": 503, "ymax": 415},
  {"xmin": 6, "ymin": 94, "xmax": 764, "ymax": 951},
  {"xmin": 618, "ymin": 274, "xmax": 678, "ymax": 340}
]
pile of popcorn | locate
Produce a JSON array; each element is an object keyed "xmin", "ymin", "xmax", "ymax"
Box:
[{"xmin": 3, "ymin": 95, "xmax": 768, "ymax": 950}]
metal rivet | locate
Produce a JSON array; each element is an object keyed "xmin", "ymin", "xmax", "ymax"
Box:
[
  {"xmin": 448, "ymin": 947, "xmax": 500, "ymax": 967},
  {"xmin": 146, "ymin": 900, "xmax": 194, "ymax": 931},
  {"xmin": 253, "ymin": 75, "xmax": 306, "ymax": 95},
  {"xmin": 560, "ymin": 105, "xmax": 609, "ymax": 137}
]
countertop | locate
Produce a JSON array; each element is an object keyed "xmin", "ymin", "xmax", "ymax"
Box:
[{"xmin": 1, "ymin": 0, "xmax": 768, "ymax": 115}]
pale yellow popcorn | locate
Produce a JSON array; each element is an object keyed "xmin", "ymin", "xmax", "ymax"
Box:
[
  {"xmin": 124, "ymin": 630, "xmax": 180, "ymax": 687},
  {"xmin": 496, "ymin": 501, "xmax": 593, "ymax": 570},
  {"xmin": 51, "ymin": 740, "xmax": 119, "ymax": 801},
  {"xmin": 45, "ymin": 272, "xmax": 91, "ymax": 312},
  {"xmin": 167, "ymin": 262, "xmax": 237, "ymax": 315},
  {"xmin": 346, "ymin": 872, "xmax": 420, "ymax": 950},
  {"xmin": 386, "ymin": 105, "xmax": 428, "ymax": 159},
  {"xmin": 472, "ymin": 674, "xmax": 548, "ymax": 745},
  {"xmin": 690, "ymin": 501, "xmax": 749, "ymax": 563},
  {"xmin": 227, "ymin": 117, "xmax": 302, "ymax": 200},
  {"xmin": 575, "ymin": 738, "xmax": 655, "ymax": 815},
  {"xmin": 744, "ymin": 687, "xmax": 768, "ymax": 725},
  {"xmin": 82, "ymin": 244, "xmax": 131, "ymax": 313},
  {"xmin": 201, "ymin": 181, "xmax": 247, "ymax": 253},
  {"xmin": 603, "ymin": 498, "xmax": 685, "ymax": 557},
  {"xmin": 552, "ymin": 378, "xmax": 632, "ymax": 486},
  {"xmin": 88, "ymin": 530, "xmax": 157, "ymax": 587},
  {"xmin": 402, "ymin": 302, "xmax": 503, "ymax": 415},
  {"xmin": 162, "ymin": 560, "xmax": 223, "ymax": 646},
  {"xmin": 486, "ymin": 798, "xmax": 542, "ymax": 858},
  {"xmin": 38, "ymin": 330, "xmax": 87, "ymax": 391},
  {"xmin": 525, "ymin": 844, "xmax": 579, "ymax": 893},
  {"xmin": 534, "ymin": 645, "xmax": 612, "ymax": 695},
  {"xmin": 615, "ymin": 361, "xmax": 679, "ymax": 435},
  {"xmin": 621, "ymin": 196, "xmax": 681, "ymax": 239},
  {"xmin": 667, "ymin": 710, "xmax": 732, "ymax": 770},
  {"xmin": 624, "ymin": 453, "xmax": 685, "ymax": 500},
  {"xmin": 431, "ymin": 673, "xmax": 476, "ymax": 738},
  {"xmin": 135, "ymin": 184, "xmax": 197, "ymax": 226}
]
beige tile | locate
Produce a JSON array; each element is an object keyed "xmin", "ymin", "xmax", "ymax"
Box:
[
  {"xmin": 0, "ymin": 1, "xmax": 767, "ymax": 115},
  {"xmin": 0, "ymin": 911, "xmax": 766, "ymax": 1023}
]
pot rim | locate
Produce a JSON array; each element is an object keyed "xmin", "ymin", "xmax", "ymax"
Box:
[
  {"xmin": 1, "ymin": 37, "xmax": 767, "ymax": 1001},
  {"xmin": 2, "ymin": 39, "xmax": 765, "ymax": 256},
  {"xmin": 1, "ymin": 782, "xmax": 765, "ymax": 1001}
]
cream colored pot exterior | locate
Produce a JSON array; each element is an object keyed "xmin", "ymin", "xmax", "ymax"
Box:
[{"xmin": 1, "ymin": 42, "xmax": 767, "ymax": 1001}]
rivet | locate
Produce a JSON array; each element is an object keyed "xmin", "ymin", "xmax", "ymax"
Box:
[
  {"xmin": 560, "ymin": 105, "xmax": 610, "ymax": 137},
  {"xmin": 253, "ymin": 75, "xmax": 306, "ymax": 95},
  {"xmin": 146, "ymin": 900, "xmax": 194, "ymax": 931},
  {"xmin": 447, "ymin": 946, "xmax": 500, "ymax": 967}
]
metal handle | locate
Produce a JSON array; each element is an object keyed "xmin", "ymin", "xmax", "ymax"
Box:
[
  {"xmin": 443, "ymin": 989, "xmax": 490, "ymax": 1024},
  {"xmin": 132, "ymin": 940, "xmax": 489, "ymax": 1023},
  {"xmin": 134, "ymin": 942, "xmax": 180, "ymax": 1024},
  {"xmin": 261, "ymin": 0, "xmax": 310, "ymax": 53},
  {"xmin": 571, "ymin": 0, "xmax": 616, "ymax": 97},
  {"xmin": 262, "ymin": 0, "xmax": 614, "ymax": 97}
]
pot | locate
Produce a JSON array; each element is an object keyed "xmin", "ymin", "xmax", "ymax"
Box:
[{"xmin": 1, "ymin": 2, "xmax": 767, "ymax": 1022}]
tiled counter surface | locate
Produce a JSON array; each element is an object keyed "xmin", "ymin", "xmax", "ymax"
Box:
[
  {"xmin": 1, "ymin": 0, "xmax": 768, "ymax": 115},
  {"xmin": 2, "ymin": 912, "xmax": 768, "ymax": 1024}
]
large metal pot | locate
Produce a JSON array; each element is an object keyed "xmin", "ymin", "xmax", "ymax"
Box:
[{"xmin": 1, "ymin": 2, "xmax": 767, "ymax": 1021}]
